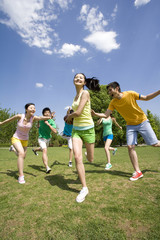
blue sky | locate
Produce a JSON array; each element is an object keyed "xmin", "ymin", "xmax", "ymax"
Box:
[{"xmin": 0, "ymin": 0, "xmax": 160, "ymax": 132}]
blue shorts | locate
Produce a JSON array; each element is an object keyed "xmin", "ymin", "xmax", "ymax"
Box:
[
  {"xmin": 103, "ymin": 134, "xmax": 113, "ymax": 142},
  {"xmin": 126, "ymin": 120, "xmax": 158, "ymax": 146}
]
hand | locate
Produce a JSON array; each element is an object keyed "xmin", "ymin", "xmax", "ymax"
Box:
[
  {"xmin": 51, "ymin": 112, "xmax": 56, "ymax": 119},
  {"xmin": 91, "ymin": 109, "xmax": 96, "ymax": 116},
  {"xmin": 44, "ymin": 120, "xmax": 50, "ymax": 126}
]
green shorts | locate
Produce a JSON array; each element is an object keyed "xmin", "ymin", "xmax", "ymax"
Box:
[{"xmin": 72, "ymin": 127, "xmax": 95, "ymax": 144}]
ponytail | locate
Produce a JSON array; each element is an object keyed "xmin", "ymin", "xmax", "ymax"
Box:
[{"xmin": 85, "ymin": 77, "xmax": 100, "ymax": 91}]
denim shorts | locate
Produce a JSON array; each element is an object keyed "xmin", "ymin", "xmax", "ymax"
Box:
[
  {"xmin": 72, "ymin": 127, "xmax": 95, "ymax": 144},
  {"xmin": 126, "ymin": 120, "xmax": 158, "ymax": 146},
  {"xmin": 103, "ymin": 134, "xmax": 113, "ymax": 142}
]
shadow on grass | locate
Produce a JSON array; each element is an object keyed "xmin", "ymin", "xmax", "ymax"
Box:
[
  {"xmin": 45, "ymin": 174, "xmax": 80, "ymax": 193},
  {"xmin": 0, "ymin": 169, "xmax": 36, "ymax": 180},
  {"xmin": 28, "ymin": 160, "xmax": 66, "ymax": 173},
  {"xmin": 85, "ymin": 169, "xmax": 131, "ymax": 178},
  {"xmin": 85, "ymin": 169, "xmax": 159, "ymax": 178}
]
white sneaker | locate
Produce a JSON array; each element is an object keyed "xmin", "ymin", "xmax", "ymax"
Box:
[
  {"xmin": 46, "ymin": 167, "xmax": 51, "ymax": 174},
  {"xmin": 76, "ymin": 187, "xmax": 89, "ymax": 203},
  {"xmin": 85, "ymin": 152, "xmax": 88, "ymax": 161},
  {"xmin": 68, "ymin": 161, "xmax": 72, "ymax": 167},
  {"xmin": 18, "ymin": 175, "xmax": 25, "ymax": 184}
]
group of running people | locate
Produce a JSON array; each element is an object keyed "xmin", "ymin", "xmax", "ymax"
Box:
[{"xmin": 0, "ymin": 73, "xmax": 160, "ymax": 203}]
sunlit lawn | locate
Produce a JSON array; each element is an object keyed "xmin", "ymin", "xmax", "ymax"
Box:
[{"xmin": 0, "ymin": 146, "xmax": 160, "ymax": 240}]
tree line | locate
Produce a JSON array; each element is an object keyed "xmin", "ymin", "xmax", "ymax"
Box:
[{"xmin": 0, "ymin": 85, "xmax": 160, "ymax": 147}]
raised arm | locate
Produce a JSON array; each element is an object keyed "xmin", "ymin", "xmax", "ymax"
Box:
[
  {"xmin": 140, "ymin": 90, "xmax": 160, "ymax": 101},
  {"xmin": 0, "ymin": 114, "xmax": 21, "ymax": 126}
]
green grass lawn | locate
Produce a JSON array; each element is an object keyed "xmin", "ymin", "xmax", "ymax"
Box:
[{"xmin": 0, "ymin": 146, "xmax": 160, "ymax": 240}]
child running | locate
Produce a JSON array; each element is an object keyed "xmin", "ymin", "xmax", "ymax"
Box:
[
  {"xmin": 97, "ymin": 114, "xmax": 122, "ymax": 170},
  {"xmin": 32, "ymin": 107, "xmax": 57, "ymax": 173},
  {"xmin": 66, "ymin": 73, "xmax": 100, "ymax": 203},
  {"xmin": 0, "ymin": 103, "xmax": 52, "ymax": 184},
  {"xmin": 62, "ymin": 108, "xmax": 73, "ymax": 167},
  {"xmin": 92, "ymin": 82, "xmax": 160, "ymax": 181}
]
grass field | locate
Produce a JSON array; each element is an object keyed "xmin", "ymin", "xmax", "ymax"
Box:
[{"xmin": 0, "ymin": 146, "xmax": 160, "ymax": 240}]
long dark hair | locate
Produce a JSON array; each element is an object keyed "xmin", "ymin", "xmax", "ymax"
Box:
[{"xmin": 74, "ymin": 73, "xmax": 100, "ymax": 91}]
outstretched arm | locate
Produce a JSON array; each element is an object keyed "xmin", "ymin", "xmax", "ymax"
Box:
[
  {"xmin": 91, "ymin": 109, "xmax": 112, "ymax": 118},
  {"xmin": 33, "ymin": 116, "xmax": 51, "ymax": 121},
  {"xmin": 140, "ymin": 90, "xmax": 160, "ymax": 101},
  {"xmin": 0, "ymin": 114, "xmax": 21, "ymax": 126}
]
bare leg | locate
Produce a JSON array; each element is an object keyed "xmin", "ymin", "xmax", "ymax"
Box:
[
  {"xmin": 128, "ymin": 145, "xmax": 140, "ymax": 172},
  {"xmin": 42, "ymin": 148, "xmax": 48, "ymax": 169},
  {"xmin": 69, "ymin": 148, "xmax": 73, "ymax": 162},
  {"xmin": 73, "ymin": 137, "xmax": 86, "ymax": 187},
  {"xmin": 13, "ymin": 142, "xmax": 27, "ymax": 177},
  {"xmin": 84, "ymin": 142, "xmax": 94, "ymax": 163},
  {"xmin": 104, "ymin": 139, "xmax": 112, "ymax": 164}
]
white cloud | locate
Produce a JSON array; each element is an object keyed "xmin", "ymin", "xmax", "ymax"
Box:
[
  {"xmin": 134, "ymin": 0, "xmax": 151, "ymax": 7},
  {"xmin": 84, "ymin": 31, "xmax": 120, "ymax": 54},
  {"xmin": 111, "ymin": 4, "xmax": 118, "ymax": 20},
  {"xmin": 54, "ymin": 43, "xmax": 88, "ymax": 58},
  {"xmin": 79, "ymin": 4, "xmax": 108, "ymax": 33},
  {"xmin": 79, "ymin": 4, "xmax": 119, "ymax": 54},
  {"xmin": 36, "ymin": 83, "xmax": 44, "ymax": 88},
  {"xmin": 0, "ymin": 0, "xmax": 72, "ymax": 53}
]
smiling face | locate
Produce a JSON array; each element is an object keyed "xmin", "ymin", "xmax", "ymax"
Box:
[
  {"xmin": 74, "ymin": 73, "xmax": 86, "ymax": 88},
  {"xmin": 26, "ymin": 104, "xmax": 36, "ymax": 115},
  {"xmin": 107, "ymin": 86, "xmax": 120, "ymax": 98},
  {"xmin": 43, "ymin": 110, "xmax": 51, "ymax": 117}
]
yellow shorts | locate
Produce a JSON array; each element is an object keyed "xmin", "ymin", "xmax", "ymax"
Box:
[{"xmin": 11, "ymin": 137, "xmax": 28, "ymax": 147}]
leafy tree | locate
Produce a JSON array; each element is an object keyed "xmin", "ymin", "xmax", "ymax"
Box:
[
  {"xmin": 0, "ymin": 107, "xmax": 17, "ymax": 144},
  {"xmin": 89, "ymin": 85, "xmax": 126, "ymax": 146}
]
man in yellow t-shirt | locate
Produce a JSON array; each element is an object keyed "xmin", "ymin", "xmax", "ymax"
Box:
[{"xmin": 92, "ymin": 82, "xmax": 160, "ymax": 181}]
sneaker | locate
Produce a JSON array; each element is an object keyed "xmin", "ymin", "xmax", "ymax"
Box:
[
  {"xmin": 105, "ymin": 163, "xmax": 112, "ymax": 170},
  {"xmin": 130, "ymin": 171, "xmax": 143, "ymax": 181},
  {"xmin": 32, "ymin": 149, "xmax": 38, "ymax": 156},
  {"xmin": 112, "ymin": 148, "xmax": 117, "ymax": 155},
  {"xmin": 68, "ymin": 161, "xmax": 72, "ymax": 167},
  {"xmin": 76, "ymin": 187, "xmax": 89, "ymax": 203},
  {"xmin": 46, "ymin": 167, "xmax": 51, "ymax": 174},
  {"xmin": 9, "ymin": 145, "xmax": 15, "ymax": 152},
  {"xmin": 18, "ymin": 175, "xmax": 25, "ymax": 184}
]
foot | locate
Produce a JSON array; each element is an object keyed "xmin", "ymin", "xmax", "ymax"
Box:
[
  {"xmin": 32, "ymin": 149, "xmax": 38, "ymax": 156},
  {"xmin": 76, "ymin": 187, "xmax": 89, "ymax": 203},
  {"xmin": 130, "ymin": 171, "xmax": 143, "ymax": 181},
  {"xmin": 46, "ymin": 167, "xmax": 51, "ymax": 174},
  {"xmin": 9, "ymin": 145, "xmax": 15, "ymax": 152},
  {"xmin": 112, "ymin": 148, "xmax": 117, "ymax": 155},
  {"xmin": 18, "ymin": 175, "xmax": 25, "ymax": 184},
  {"xmin": 105, "ymin": 163, "xmax": 112, "ymax": 170},
  {"xmin": 68, "ymin": 161, "xmax": 72, "ymax": 167}
]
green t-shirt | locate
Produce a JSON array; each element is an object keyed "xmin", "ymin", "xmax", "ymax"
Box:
[{"xmin": 39, "ymin": 119, "xmax": 56, "ymax": 139}]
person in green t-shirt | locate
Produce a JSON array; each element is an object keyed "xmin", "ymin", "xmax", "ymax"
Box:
[
  {"xmin": 97, "ymin": 115, "xmax": 122, "ymax": 170},
  {"xmin": 32, "ymin": 107, "xmax": 57, "ymax": 173}
]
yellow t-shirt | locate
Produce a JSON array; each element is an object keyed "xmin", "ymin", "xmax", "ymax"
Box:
[
  {"xmin": 108, "ymin": 91, "xmax": 147, "ymax": 125},
  {"xmin": 72, "ymin": 90, "xmax": 94, "ymax": 127}
]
